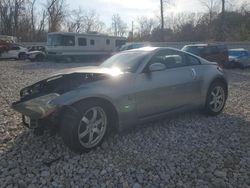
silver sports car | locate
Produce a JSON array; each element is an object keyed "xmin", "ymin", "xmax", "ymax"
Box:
[{"xmin": 12, "ymin": 47, "xmax": 228, "ymax": 152}]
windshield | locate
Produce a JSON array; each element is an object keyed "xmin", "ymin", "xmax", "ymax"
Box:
[
  {"xmin": 100, "ymin": 52, "xmax": 149, "ymax": 72},
  {"xmin": 182, "ymin": 46, "xmax": 204, "ymax": 56},
  {"xmin": 47, "ymin": 34, "xmax": 75, "ymax": 46}
]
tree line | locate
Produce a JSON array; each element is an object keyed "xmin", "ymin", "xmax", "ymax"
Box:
[{"xmin": 0, "ymin": 0, "xmax": 249, "ymax": 42}]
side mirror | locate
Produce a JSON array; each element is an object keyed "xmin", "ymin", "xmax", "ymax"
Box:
[{"xmin": 149, "ymin": 62, "xmax": 166, "ymax": 72}]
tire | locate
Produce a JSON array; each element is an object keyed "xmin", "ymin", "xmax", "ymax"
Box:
[
  {"xmin": 35, "ymin": 54, "xmax": 45, "ymax": 62},
  {"xmin": 204, "ymin": 81, "xmax": 227, "ymax": 116},
  {"xmin": 18, "ymin": 52, "xmax": 27, "ymax": 60},
  {"xmin": 60, "ymin": 100, "xmax": 110, "ymax": 153}
]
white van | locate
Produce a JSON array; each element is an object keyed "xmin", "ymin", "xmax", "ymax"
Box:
[{"xmin": 46, "ymin": 32, "xmax": 126, "ymax": 62}]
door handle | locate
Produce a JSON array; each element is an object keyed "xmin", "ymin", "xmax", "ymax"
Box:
[{"xmin": 191, "ymin": 68, "xmax": 197, "ymax": 79}]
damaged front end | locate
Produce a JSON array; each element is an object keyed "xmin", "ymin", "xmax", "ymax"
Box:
[{"xmin": 11, "ymin": 72, "xmax": 107, "ymax": 128}]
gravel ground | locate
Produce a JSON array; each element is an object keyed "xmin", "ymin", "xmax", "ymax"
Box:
[{"xmin": 0, "ymin": 60, "xmax": 250, "ymax": 188}]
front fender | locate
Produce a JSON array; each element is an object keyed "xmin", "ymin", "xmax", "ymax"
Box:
[{"xmin": 50, "ymin": 87, "xmax": 114, "ymax": 107}]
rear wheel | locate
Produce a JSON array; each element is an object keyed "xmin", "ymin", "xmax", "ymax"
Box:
[
  {"xmin": 205, "ymin": 81, "xmax": 227, "ymax": 116},
  {"xmin": 60, "ymin": 101, "xmax": 109, "ymax": 153}
]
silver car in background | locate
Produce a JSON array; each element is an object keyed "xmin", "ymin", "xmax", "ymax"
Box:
[{"xmin": 12, "ymin": 47, "xmax": 228, "ymax": 152}]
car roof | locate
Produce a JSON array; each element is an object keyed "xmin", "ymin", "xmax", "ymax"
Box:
[
  {"xmin": 127, "ymin": 46, "xmax": 181, "ymax": 52},
  {"xmin": 229, "ymin": 48, "xmax": 248, "ymax": 51},
  {"xmin": 184, "ymin": 43, "xmax": 226, "ymax": 47}
]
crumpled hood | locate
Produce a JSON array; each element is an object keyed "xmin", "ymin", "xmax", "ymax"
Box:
[
  {"xmin": 18, "ymin": 66, "xmax": 125, "ymax": 102},
  {"xmin": 51, "ymin": 66, "xmax": 124, "ymax": 77}
]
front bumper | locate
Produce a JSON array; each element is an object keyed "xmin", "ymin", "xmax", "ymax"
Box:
[{"xmin": 11, "ymin": 93, "xmax": 60, "ymax": 119}]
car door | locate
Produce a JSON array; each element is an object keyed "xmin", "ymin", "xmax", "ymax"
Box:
[
  {"xmin": 135, "ymin": 49, "xmax": 199, "ymax": 118},
  {"xmin": 4, "ymin": 46, "xmax": 20, "ymax": 58}
]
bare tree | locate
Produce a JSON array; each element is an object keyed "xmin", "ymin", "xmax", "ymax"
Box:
[
  {"xmin": 136, "ymin": 17, "xmax": 156, "ymax": 40},
  {"xmin": 30, "ymin": 0, "xmax": 36, "ymax": 39},
  {"xmin": 65, "ymin": 9, "xmax": 105, "ymax": 33},
  {"xmin": 82, "ymin": 10, "xmax": 105, "ymax": 33},
  {"xmin": 0, "ymin": 0, "xmax": 26, "ymax": 37},
  {"xmin": 36, "ymin": 10, "xmax": 47, "ymax": 41},
  {"xmin": 69, "ymin": 8, "xmax": 85, "ymax": 33},
  {"xmin": 200, "ymin": 0, "xmax": 218, "ymax": 24},
  {"xmin": 111, "ymin": 14, "xmax": 127, "ymax": 37},
  {"xmin": 46, "ymin": 0, "xmax": 66, "ymax": 32}
]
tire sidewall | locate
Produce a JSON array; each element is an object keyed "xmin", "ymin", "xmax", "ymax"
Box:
[
  {"xmin": 60, "ymin": 101, "xmax": 110, "ymax": 153},
  {"xmin": 36, "ymin": 54, "xmax": 45, "ymax": 62},
  {"xmin": 18, "ymin": 52, "xmax": 26, "ymax": 60}
]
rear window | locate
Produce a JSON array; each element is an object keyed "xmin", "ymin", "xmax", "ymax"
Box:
[
  {"xmin": 182, "ymin": 46, "xmax": 204, "ymax": 56},
  {"xmin": 78, "ymin": 38, "xmax": 87, "ymax": 46},
  {"xmin": 204, "ymin": 46, "xmax": 219, "ymax": 54}
]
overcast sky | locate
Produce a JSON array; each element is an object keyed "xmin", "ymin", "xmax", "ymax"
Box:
[
  {"xmin": 69, "ymin": 0, "xmax": 206, "ymax": 25},
  {"xmin": 38, "ymin": 0, "xmax": 246, "ymax": 28}
]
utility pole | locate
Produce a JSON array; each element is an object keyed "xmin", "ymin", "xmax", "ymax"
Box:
[
  {"xmin": 160, "ymin": 0, "xmax": 164, "ymax": 41},
  {"xmin": 221, "ymin": 0, "xmax": 225, "ymax": 41},
  {"xmin": 132, "ymin": 21, "xmax": 134, "ymax": 40}
]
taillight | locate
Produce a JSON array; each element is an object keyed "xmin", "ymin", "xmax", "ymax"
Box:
[{"xmin": 217, "ymin": 65, "xmax": 223, "ymax": 72}]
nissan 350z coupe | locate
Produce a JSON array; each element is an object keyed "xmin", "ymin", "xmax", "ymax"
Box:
[{"xmin": 12, "ymin": 47, "xmax": 228, "ymax": 152}]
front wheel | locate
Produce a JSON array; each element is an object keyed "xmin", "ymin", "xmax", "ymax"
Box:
[
  {"xmin": 36, "ymin": 54, "xmax": 45, "ymax": 62},
  {"xmin": 60, "ymin": 101, "xmax": 109, "ymax": 153},
  {"xmin": 204, "ymin": 81, "xmax": 227, "ymax": 116},
  {"xmin": 18, "ymin": 52, "xmax": 27, "ymax": 60}
]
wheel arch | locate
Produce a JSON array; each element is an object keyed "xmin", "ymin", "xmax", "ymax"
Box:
[
  {"xmin": 18, "ymin": 52, "xmax": 27, "ymax": 59},
  {"xmin": 208, "ymin": 76, "xmax": 228, "ymax": 98},
  {"xmin": 60, "ymin": 97, "xmax": 120, "ymax": 133}
]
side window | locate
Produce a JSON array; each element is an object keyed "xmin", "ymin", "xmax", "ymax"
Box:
[
  {"xmin": 205, "ymin": 46, "xmax": 218, "ymax": 55},
  {"xmin": 127, "ymin": 45, "xmax": 133, "ymax": 50},
  {"xmin": 115, "ymin": 40, "xmax": 126, "ymax": 47},
  {"xmin": 90, "ymin": 39, "xmax": 95, "ymax": 46},
  {"xmin": 106, "ymin": 39, "xmax": 110, "ymax": 45},
  {"xmin": 64, "ymin": 36, "xmax": 75, "ymax": 46},
  {"xmin": 78, "ymin": 38, "xmax": 87, "ymax": 46},
  {"xmin": 186, "ymin": 54, "xmax": 201, "ymax": 65},
  {"xmin": 150, "ymin": 50, "xmax": 187, "ymax": 69}
]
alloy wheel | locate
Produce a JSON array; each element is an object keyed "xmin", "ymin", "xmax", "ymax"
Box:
[
  {"xmin": 77, "ymin": 106, "xmax": 107, "ymax": 148},
  {"xmin": 209, "ymin": 86, "xmax": 225, "ymax": 113}
]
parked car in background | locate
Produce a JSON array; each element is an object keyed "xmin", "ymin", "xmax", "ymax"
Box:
[
  {"xmin": 12, "ymin": 47, "xmax": 228, "ymax": 152},
  {"xmin": 182, "ymin": 44, "xmax": 229, "ymax": 68},
  {"xmin": 26, "ymin": 50, "xmax": 46, "ymax": 62},
  {"xmin": 26, "ymin": 45, "xmax": 46, "ymax": 62},
  {"xmin": 28, "ymin": 45, "xmax": 46, "ymax": 52},
  {"xmin": 228, "ymin": 48, "xmax": 250, "ymax": 69},
  {"xmin": 0, "ymin": 44, "xmax": 27, "ymax": 60}
]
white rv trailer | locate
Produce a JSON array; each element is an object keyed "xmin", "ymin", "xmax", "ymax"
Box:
[
  {"xmin": 46, "ymin": 32, "xmax": 126, "ymax": 62},
  {"xmin": 0, "ymin": 35, "xmax": 17, "ymax": 43}
]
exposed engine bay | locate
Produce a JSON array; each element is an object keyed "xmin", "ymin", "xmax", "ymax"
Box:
[{"xmin": 19, "ymin": 72, "xmax": 108, "ymax": 102}]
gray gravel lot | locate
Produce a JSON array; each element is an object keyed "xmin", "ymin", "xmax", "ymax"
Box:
[{"xmin": 0, "ymin": 60, "xmax": 250, "ymax": 188}]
